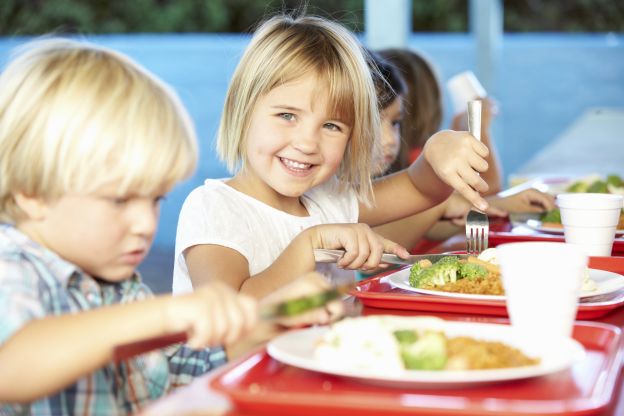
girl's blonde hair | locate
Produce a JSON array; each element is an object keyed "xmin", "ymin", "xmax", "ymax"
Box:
[
  {"xmin": 378, "ymin": 48, "xmax": 442, "ymax": 173},
  {"xmin": 0, "ymin": 38, "xmax": 198, "ymax": 224},
  {"xmin": 217, "ymin": 14, "xmax": 380, "ymax": 205}
]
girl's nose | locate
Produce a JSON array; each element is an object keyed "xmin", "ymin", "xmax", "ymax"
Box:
[{"xmin": 291, "ymin": 125, "xmax": 320, "ymax": 154}]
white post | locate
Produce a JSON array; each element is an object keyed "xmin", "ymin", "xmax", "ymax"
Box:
[
  {"xmin": 365, "ymin": 0, "xmax": 412, "ymax": 49},
  {"xmin": 469, "ymin": 0, "xmax": 502, "ymax": 93}
]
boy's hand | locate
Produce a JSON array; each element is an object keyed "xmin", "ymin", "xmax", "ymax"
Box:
[
  {"xmin": 261, "ymin": 272, "xmax": 344, "ymax": 327},
  {"xmin": 423, "ymin": 130, "xmax": 490, "ymax": 210},
  {"xmin": 309, "ymin": 223, "xmax": 410, "ymax": 271},
  {"xmin": 167, "ymin": 281, "xmax": 258, "ymax": 349}
]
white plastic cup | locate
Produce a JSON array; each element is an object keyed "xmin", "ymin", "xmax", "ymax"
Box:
[
  {"xmin": 446, "ymin": 70, "xmax": 487, "ymax": 115},
  {"xmin": 557, "ymin": 193, "xmax": 623, "ymax": 256},
  {"xmin": 498, "ymin": 242, "xmax": 588, "ymax": 339}
]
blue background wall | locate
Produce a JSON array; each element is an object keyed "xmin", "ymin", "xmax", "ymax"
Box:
[{"xmin": 1, "ymin": 32, "xmax": 623, "ymax": 264}]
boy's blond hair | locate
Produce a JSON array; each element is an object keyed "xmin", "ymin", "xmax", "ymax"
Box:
[
  {"xmin": 217, "ymin": 14, "xmax": 380, "ymax": 205},
  {"xmin": 0, "ymin": 38, "xmax": 198, "ymax": 224}
]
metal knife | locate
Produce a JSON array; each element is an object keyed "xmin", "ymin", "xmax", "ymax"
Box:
[
  {"xmin": 314, "ymin": 248, "xmax": 467, "ymax": 266},
  {"xmin": 112, "ymin": 283, "xmax": 354, "ymax": 363}
]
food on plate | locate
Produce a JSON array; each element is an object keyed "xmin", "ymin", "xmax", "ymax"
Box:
[
  {"xmin": 314, "ymin": 316, "xmax": 540, "ymax": 372},
  {"xmin": 541, "ymin": 174, "xmax": 624, "ymax": 229},
  {"xmin": 408, "ymin": 248, "xmax": 597, "ymax": 295},
  {"xmin": 408, "ymin": 252, "xmax": 504, "ymax": 295}
]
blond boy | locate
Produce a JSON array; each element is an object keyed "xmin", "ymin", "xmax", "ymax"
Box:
[{"xmin": 0, "ymin": 38, "xmax": 261, "ymax": 415}]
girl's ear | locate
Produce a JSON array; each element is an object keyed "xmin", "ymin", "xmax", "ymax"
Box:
[{"xmin": 14, "ymin": 193, "xmax": 48, "ymax": 221}]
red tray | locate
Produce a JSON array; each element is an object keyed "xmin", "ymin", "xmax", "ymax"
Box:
[
  {"xmin": 353, "ymin": 257, "xmax": 624, "ymax": 320},
  {"xmin": 488, "ymin": 217, "xmax": 624, "ymax": 256},
  {"xmin": 211, "ymin": 322, "xmax": 623, "ymax": 416}
]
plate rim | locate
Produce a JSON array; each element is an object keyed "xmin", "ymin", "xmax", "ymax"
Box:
[
  {"xmin": 386, "ymin": 267, "xmax": 624, "ymax": 301},
  {"xmin": 266, "ymin": 320, "xmax": 586, "ymax": 386}
]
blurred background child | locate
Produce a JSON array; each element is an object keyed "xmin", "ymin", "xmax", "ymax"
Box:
[
  {"xmin": 368, "ymin": 50, "xmax": 555, "ymax": 251},
  {"xmin": 0, "ymin": 38, "xmax": 339, "ymax": 415},
  {"xmin": 379, "ymin": 47, "xmax": 503, "ymax": 194},
  {"xmin": 173, "ymin": 14, "xmax": 492, "ymax": 299}
]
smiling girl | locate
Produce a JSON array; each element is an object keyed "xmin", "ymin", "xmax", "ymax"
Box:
[{"xmin": 173, "ymin": 14, "xmax": 492, "ymax": 298}]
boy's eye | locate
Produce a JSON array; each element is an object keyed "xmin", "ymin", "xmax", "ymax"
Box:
[
  {"xmin": 278, "ymin": 113, "xmax": 295, "ymax": 121},
  {"xmin": 153, "ymin": 195, "xmax": 166, "ymax": 206},
  {"xmin": 392, "ymin": 120, "xmax": 402, "ymax": 129},
  {"xmin": 111, "ymin": 197, "xmax": 129, "ymax": 205}
]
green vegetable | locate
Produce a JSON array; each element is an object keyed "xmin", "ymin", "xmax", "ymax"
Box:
[
  {"xmin": 566, "ymin": 181, "xmax": 588, "ymax": 192},
  {"xmin": 587, "ymin": 180, "xmax": 608, "ymax": 193},
  {"xmin": 458, "ymin": 262, "xmax": 488, "ymax": 280},
  {"xmin": 394, "ymin": 330, "xmax": 447, "ymax": 370},
  {"xmin": 606, "ymin": 174, "xmax": 623, "ymax": 188},
  {"xmin": 541, "ymin": 208, "xmax": 561, "ymax": 223},
  {"xmin": 273, "ymin": 289, "xmax": 340, "ymax": 317},
  {"xmin": 393, "ymin": 329, "xmax": 418, "ymax": 345},
  {"xmin": 409, "ymin": 256, "xmax": 460, "ymax": 289}
]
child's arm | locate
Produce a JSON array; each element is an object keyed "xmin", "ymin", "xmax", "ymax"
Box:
[
  {"xmin": 361, "ymin": 130, "xmax": 490, "ymax": 227},
  {"xmin": 226, "ymin": 271, "xmax": 344, "ymax": 360},
  {"xmin": 0, "ymin": 282, "xmax": 256, "ymax": 402},
  {"xmin": 185, "ymin": 223, "xmax": 409, "ymax": 298}
]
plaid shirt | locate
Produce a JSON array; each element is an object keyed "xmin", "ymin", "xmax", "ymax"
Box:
[{"xmin": 0, "ymin": 225, "xmax": 227, "ymax": 416}]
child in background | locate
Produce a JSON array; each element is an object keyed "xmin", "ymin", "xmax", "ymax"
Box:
[
  {"xmin": 173, "ymin": 14, "xmax": 492, "ymax": 299},
  {"xmin": 369, "ymin": 51, "xmax": 555, "ymax": 250},
  {"xmin": 0, "ymin": 38, "xmax": 339, "ymax": 415},
  {"xmin": 379, "ymin": 48, "xmax": 503, "ymax": 195}
]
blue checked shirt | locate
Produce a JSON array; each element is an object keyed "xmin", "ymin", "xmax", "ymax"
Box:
[{"xmin": 0, "ymin": 225, "xmax": 227, "ymax": 416}]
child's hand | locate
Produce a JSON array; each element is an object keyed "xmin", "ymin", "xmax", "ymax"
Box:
[
  {"xmin": 442, "ymin": 193, "xmax": 507, "ymax": 226},
  {"xmin": 423, "ymin": 130, "xmax": 490, "ymax": 210},
  {"xmin": 489, "ymin": 188, "xmax": 556, "ymax": 213},
  {"xmin": 166, "ymin": 281, "xmax": 258, "ymax": 349},
  {"xmin": 309, "ymin": 223, "xmax": 410, "ymax": 271},
  {"xmin": 261, "ymin": 272, "xmax": 344, "ymax": 328}
]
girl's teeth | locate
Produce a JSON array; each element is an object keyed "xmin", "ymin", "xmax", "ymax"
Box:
[{"xmin": 282, "ymin": 158, "xmax": 310, "ymax": 169}]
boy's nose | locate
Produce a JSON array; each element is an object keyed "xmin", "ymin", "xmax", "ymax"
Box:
[{"xmin": 130, "ymin": 202, "xmax": 158, "ymax": 237}]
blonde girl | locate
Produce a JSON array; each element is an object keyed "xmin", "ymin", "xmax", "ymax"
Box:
[{"xmin": 173, "ymin": 14, "xmax": 491, "ymax": 298}]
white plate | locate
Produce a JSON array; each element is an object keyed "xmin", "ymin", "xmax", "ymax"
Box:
[
  {"xmin": 387, "ymin": 267, "xmax": 624, "ymax": 301},
  {"xmin": 266, "ymin": 318, "xmax": 585, "ymax": 387},
  {"xmin": 525, "ymin": 219, "xmax": 624, "ymax": 236}
]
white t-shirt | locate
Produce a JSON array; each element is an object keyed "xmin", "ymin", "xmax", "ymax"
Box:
[{"xmin": 172, "ymin": 178, "xmax": 359, "ymax": 294}]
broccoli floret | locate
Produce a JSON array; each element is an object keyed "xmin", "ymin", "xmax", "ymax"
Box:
[
  {"xmin": 393, "ymin": 329, "xmax": 418, "ymax": 345},
  {"xmin": 409, "ymin": 259, "xmax": 459, "ymax": 288},
  {"xmin": 587, "ymin": 180, "xmax": 608, "ymax": 193},
  {"xmin": 458, "ymin": 262, "xmax": 488, "ymax": 280},
  {"xmin": 396, "ymin": 330, "xmax": 447, "ymax": 370},
  {"xmin": 540, "ymin": 208, "xmax": 561, "ymax": 224},
  {"xmin": 566, "ymin": 181, "xmax": 588, "ymax": 193},
  {"xmin": 436, "ymin": 256, "xmax": 460, "ymax": 267},
  {"xmin": 607, "ymin": 175, "xmax": 623, "ymax": 188}
]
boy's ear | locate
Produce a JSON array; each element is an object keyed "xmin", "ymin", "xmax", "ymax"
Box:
[{"xmin": 14, "ymin": 193, "xmax": 49, "ymax": 221}]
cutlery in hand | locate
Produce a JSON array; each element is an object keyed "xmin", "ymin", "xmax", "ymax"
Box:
[
  {"xmin": 112, "ymin": 283, "xmax": 354, "ymax": 363},
  {"xmin": 465, "ymin": 100, "xmax": 489, "ymax": 255},
  {"xmin": 314, "ymin": 248, "xmax": 467, "ymax": 266}
]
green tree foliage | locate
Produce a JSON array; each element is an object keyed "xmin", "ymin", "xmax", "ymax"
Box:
[{"xmin": 0, "ymin": 0, "xmax": 622, "ymax": 35}]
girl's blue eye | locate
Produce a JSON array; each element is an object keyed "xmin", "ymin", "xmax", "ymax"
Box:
[
  {"xmin": 278, "ymin": 113, "xmax": 295, "ymax": 121},
  {"xmin": 392, "ymin": 120, "xmax": 402, "ymax": 129},
  {"xmin": 324, "ymin": 123, "xmax": 341, "ymax": 132}
]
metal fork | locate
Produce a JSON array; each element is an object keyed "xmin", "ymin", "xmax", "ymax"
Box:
[{"xmin": 465, "ymin": 100, "xmax": 489, "ymax": 255}]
